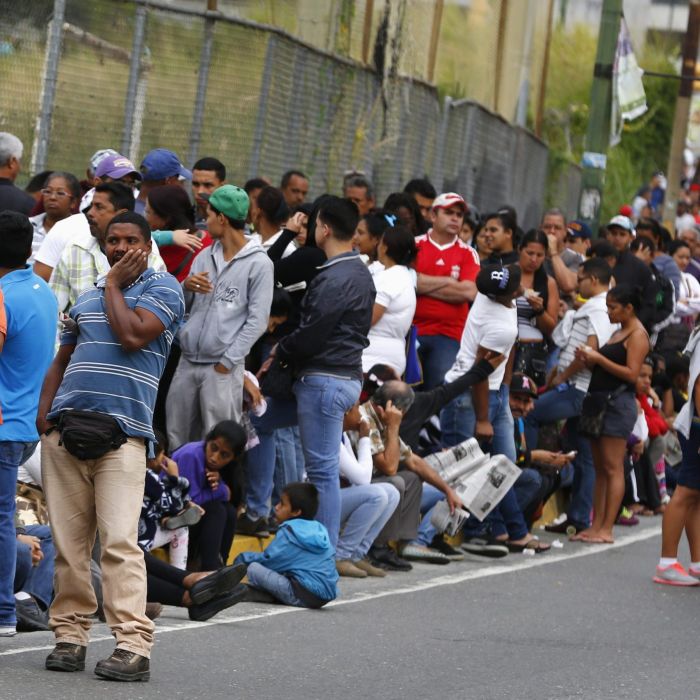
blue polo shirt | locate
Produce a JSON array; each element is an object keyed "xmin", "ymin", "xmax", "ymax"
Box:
[
  {"xmin": 0, "ymin": 267, "xmax": 57, "ymax": 442},
  {"xmin": 48, "ymin": 268, "xmax": 185, "ymax": 441}
]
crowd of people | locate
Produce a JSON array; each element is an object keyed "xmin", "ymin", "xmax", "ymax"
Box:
[{"xmin": 2, "ymin": 128, "xmax": 700, "ymax": 683}]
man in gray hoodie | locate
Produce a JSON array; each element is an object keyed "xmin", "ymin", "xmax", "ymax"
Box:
[{"xmin": 167, "ymin": 185, "xmax": 273, "ymax": 449}]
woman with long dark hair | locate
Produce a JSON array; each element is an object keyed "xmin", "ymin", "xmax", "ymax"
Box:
[
  {"xmin": 574, "ymin": 285, "xmax": 650, "ymax": 544},
  {"xmin": 146, "ymin": 184, "xmax": 210, "ymax": 281},
  {"xmin": 513, "ymin": 229, "xmax": 560, "ymax": 387}
]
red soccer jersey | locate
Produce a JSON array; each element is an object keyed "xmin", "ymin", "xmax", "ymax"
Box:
[{"xmin": 413, "ymin": 231, "xmax": 481, "ymax": 341}]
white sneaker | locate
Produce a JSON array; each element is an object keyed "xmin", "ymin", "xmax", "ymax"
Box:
[
  {"xmin": 0, "ymin": 625, "xmax": 17, "ymax": 637},
  {"xmin": 653, "ymin": 562, "xmax": 700, "ymax": 586}
]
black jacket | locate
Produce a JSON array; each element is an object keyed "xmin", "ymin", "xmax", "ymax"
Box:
[
  {"xmin": 278, "ymin": 252, "xmax": 375, "ymax": 381},
  {"xmin": 0, "ymin": 178, "xmax": 34, "ymax": 216},
  {"xmin": 612, "ymin": 250, "xmax": 655, "ymax": 331}
]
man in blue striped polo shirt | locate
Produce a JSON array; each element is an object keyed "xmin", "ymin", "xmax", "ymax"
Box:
[{"xmin": 37, "ymin": 211, "xmax": 184, "ymax": 682}]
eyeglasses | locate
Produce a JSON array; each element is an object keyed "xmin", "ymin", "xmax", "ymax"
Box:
[{"xmin": 41, "ymin": 189, "xmax": 71, "ymax": 198}]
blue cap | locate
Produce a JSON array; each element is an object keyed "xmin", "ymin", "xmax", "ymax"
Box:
[
  {"xmin": 567, "ymin": 220, "xmax": 592, "ymax": 239},
  {"xmin": 139, "ymin": 148, "xmax": 192, "ymax": 181}
]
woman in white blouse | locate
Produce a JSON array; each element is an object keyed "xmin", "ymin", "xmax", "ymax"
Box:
[
  {"xmin": 670, "ymin": 239, "xmax": 700, "ymax": 320},
  {"xmin": 362, "ymin": 225, "xmax": 417, "ymax": 376}
]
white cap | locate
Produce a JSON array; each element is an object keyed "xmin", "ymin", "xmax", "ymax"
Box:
[
  {"xmin": 432, "ymin": 192, "xmax": 467, "ymax": 212},
  {"xmin": 607, "ymin": 215, "xmax": 635, "ymax": 234}
]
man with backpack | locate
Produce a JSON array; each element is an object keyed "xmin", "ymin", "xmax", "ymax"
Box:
[{"xmin": 605, "ymin": 216, "xmax": 656, "ymax": 332}]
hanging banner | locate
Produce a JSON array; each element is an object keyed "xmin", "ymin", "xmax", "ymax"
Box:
[{"xmin": 611, "ymin": 16, "xmax": 648, "ymax": 146}]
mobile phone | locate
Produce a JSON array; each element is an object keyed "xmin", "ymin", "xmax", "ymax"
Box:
[{"xmin": 564, "ymin": 451, "xmax": 577, "ymax": 460}]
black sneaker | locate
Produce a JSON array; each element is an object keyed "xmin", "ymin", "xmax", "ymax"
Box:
[
  {"xmin": 45, "ymin": 642, "xmax": 87, "ymax": 672},
  {"xmin": 236, "ymin": 513, "xmax": 270, "ymax": 537},
  {"xmin": 368, "ymin": 545, "xmax": 413, "ymax": 572},
  {"xmin": 544, "ymin": 519, "xmax": 585, "ymax": 535},
  {"xmin": 188, "ymin": 583, "xmax": 248, "ymax": 621},
  {"xmin": 460, "ymin": 535, "xmax": 509, "ymax": 558},
  {"xmin": 163, "ymin": 504, "xmax": 202, "ymax": 530},
  {"xmin": 94, "ymin": 648, "xmax": 150, "ymax": 682},
  {"xmin": 189, "ymin": 563, "xmax": 248, "ymax": 605},
  {"xmin": 16, "ymin": 597, "xmax": 49, "ymax": 632},
  {"xmin": 430, "ymin": 535, "xmax": 465, "ymax": 561},
  {"xmin": 265, "ymin": 516, "xmax": 280, "ymax": 534}
]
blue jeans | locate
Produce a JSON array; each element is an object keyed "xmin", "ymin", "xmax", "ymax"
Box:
[
  {"xmin": 246, "ymin": 562, "xmax": 304, "ymax": 607},
  {"xmin": 440, "ymin": 386, "xmax": 527, "ymax": 540},
  {"xmin": 413, "ymin": 484, "xmax": 445, "ymax": 547},
  {"xmin": 337, "ymin": 483, "xmax": 400, "ymax": 560},
  {"xmin": 15, "ymin": 524, "xmax": 55, "ymax": 609},
  {"xmin": 245, "ymin": 397, "xmax": 298, "ymax": 520},
  {"xmin": 0, "ymin": 441, "xmax": 37, "ymax": 627},
  {"xmin": 272, "ymin": 426, "xmax": 305, "ymax": 510},
  {"xmin": 523, "ymin": 384, "xmax": 593, "ymax": 527},
  {"xmin": 513, "ymin": 468, "xmax": 543, "ymax": 514},
  {"xmin": 417, "ymin": 334, "xmax": 460, "ymax": 390},
  {"xmin": 440, "ymin": 384, "xmax": 516, "ymax": 462},
  {"xmin": 294, "ymin": 374, "xmax": 361, "ymax": 547}
]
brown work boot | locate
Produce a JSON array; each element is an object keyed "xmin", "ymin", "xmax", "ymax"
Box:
[
  {"xmin": 353, "ymin": 558, "xmax": 387, "ymax": 577},
  {"xmin": 94, "ymin": 648, "xmax": 150, "ymax": 682},
  {"xmin": 45, "ymin": 642, "xmax": 87, "ymax": 672},
  {"xmin": 335, "ymin": 559, "xmax": 367, "ymax": 578}
]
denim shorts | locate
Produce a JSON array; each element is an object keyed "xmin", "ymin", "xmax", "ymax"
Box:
[
  {"xmin": 600, "ymin": 390, "xmax": 637, "ymax": 439},
  {"xmin": 677, "ymin": 423, "xmax": 700, "ymax": 491}
]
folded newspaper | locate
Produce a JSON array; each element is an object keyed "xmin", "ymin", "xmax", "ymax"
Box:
[{"xmin": 425, "ymin": 439, "xmax": 521, "ymax": 521}]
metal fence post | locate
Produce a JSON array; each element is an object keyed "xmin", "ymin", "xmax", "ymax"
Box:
[
  {"xmin": 433, "ymin": 95, "xmax": 452, "ymax": 192},
  {"xmin": 30, "ymin": 0, "xmax": 66, "ymax": 174},
  {"xmin": 188, "ymin": 10, "xmax": 217, "ymax": 166},
  {"xmin": 248, "ymin": 34, "xmax": 277, "ymax": 179},
  {"xmin": 121, "ymin": 3, "xmax": 148, "ymax": 156}
]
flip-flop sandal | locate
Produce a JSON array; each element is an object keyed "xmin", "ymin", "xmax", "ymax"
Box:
[{"xmin": 506, "ymin": 540, "xmax": 551, "ymax": 554}]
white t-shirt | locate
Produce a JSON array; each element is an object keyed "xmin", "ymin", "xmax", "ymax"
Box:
[
  {"xmin": 444, "ymin": 292, "xmax": 517, "ymax": 390},
  {"xmin": 362, "ymin": 264, "xmax": 417, "ymax": 376},
  {"xmin": 249, "ymin": 230, "xmax": 295, "ymax": 258},
  {"xmin": 34, "ymin": 213, "xmax": 89, "ymax": 269}
]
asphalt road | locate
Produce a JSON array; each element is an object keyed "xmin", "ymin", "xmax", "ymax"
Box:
[{"xmin": 2, "ymin": 518, "xmax": 697, "ymax": 700}]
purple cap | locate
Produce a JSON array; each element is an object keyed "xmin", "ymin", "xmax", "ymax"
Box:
[
  {"xmin": 139, "ymin": 148, "xmax": 192, "ymax": 181},
  {"xmin": 95, "ymin": 153, "xmax": 141, "ymax": 180}
]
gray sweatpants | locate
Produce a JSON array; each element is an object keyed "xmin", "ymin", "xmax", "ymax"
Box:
[{"xmin": 166, "ymin": 357, "xmax": 244, "ymax": 450}]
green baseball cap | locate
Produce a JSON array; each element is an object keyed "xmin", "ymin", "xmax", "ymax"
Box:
[{"xmin": 209, "ymin": 184, "xmax": 249, "ymax": 221}]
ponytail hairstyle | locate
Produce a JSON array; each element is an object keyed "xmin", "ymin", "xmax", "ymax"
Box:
[
  {"xmin": 381, "ymin": 224, "xmax": 417, "ymax": 266},
  {"xmin": 607, "ymin": 284, "xmax": 641, "ymax": 314},
  {"xmin": 519, "ymin": 228, "xmax": 549, "ymax": 251}
]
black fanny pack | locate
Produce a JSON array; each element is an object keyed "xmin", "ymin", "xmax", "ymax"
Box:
[{"xmin": 58, "ymin": 410, "xmax": 127, "ymax": 460}]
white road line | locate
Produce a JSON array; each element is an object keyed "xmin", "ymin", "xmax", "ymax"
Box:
[{"xmin": 0, "ymin": 524, "xmax": 662, "ymax": 658}]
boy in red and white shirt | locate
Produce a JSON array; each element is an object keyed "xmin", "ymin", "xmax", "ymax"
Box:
[{"xmin": 414, "ymin": 192, "xmax": 480, "ymax": 388}]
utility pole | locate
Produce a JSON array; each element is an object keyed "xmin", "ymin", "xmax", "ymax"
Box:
[
  {"xmin": 577, "ymin": 0, "xmax": 622, "ymax": 233},
  {"xmin": 663, "ymin": 0, "xmax": 700, "ymax": 228}
]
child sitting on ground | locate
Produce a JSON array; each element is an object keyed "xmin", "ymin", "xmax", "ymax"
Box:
[
  {"xmin": 139, "ymin": 430, "xmax": 203, "ymax": 569},
  {"xmin": 235, "ymin": 483, "xmax": 338, "ymax": 608}
]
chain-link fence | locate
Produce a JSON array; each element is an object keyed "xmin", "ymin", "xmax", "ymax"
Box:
[{"xmin": 0, "ymin": 0, "xmax": 580, "ymax": 223}]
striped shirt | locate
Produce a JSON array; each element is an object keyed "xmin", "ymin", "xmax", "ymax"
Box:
[
  {"xmin": 557, "ymin": 314, "xmax": 593, "ymax": 392},
  {"xmin": 48, "ymin": 268, "xmax": 185, "ymax": 441},
  {"xmin": 50, "ymin": 226, "xmax": 166, "ymax": 315}
]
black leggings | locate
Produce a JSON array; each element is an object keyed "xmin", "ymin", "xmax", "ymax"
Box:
[
  {"xmin": 188, "ymin": 500, "xmax": 236, "ymax": 570},
  {"xmin": 145, "ymin": 551, "xmax": 187, "ymax": 606}
]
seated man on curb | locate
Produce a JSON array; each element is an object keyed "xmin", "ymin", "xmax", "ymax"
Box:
[
  {"xmin": 358, "ymin": 380, "xmax": 463, "ymax": 570},
  {"xmin": 509, "ymin": 373, "xmax": 571, "ymax": 527}
]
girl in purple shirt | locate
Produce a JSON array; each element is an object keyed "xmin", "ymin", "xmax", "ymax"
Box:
[{"xmin": 172, "ymin": 421, "xmax": 247, "ymax": 569}]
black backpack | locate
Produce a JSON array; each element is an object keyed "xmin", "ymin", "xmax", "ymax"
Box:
[{"xmin": 650, "ymin": 264, "xmax": 676, "ymax": 333}]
